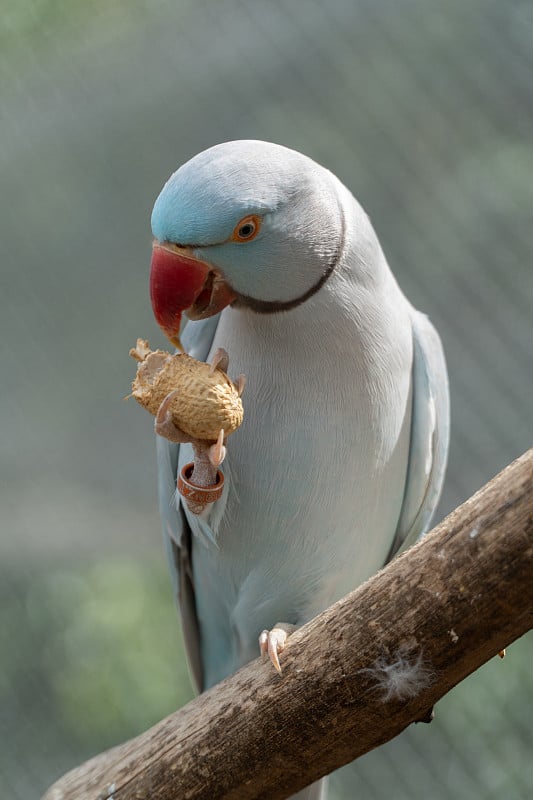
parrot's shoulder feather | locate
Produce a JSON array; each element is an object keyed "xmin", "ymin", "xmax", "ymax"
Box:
[
  {"xmin": 388, "ymin": 309, "xmax": 450, "ymax": 558},
  {"xmin": 156, "ymin": 315, "xmax": 221, "ymax": 692}
]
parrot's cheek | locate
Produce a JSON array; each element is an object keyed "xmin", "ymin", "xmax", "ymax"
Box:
[{"xmin": 150, "ymin": 243, "xmax": 236, "ymax": 349}]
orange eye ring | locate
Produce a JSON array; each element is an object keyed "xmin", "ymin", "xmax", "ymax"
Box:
[{"xmin": 231, "ymin": 214, "xmax": 261, "ymax": 242}]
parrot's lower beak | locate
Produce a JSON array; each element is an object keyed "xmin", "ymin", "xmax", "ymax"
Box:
[{"xmin": 150, "ymin": 242, "xmax": 236, "ymax": 351}]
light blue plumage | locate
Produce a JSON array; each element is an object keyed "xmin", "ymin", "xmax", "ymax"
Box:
[{"xmin": 151, "ymin": 140, "xmax": 449, "ymax": 799}]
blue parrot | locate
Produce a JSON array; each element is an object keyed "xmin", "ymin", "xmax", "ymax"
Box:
[{"xmin": 149, "ymin": 140, "xmax": 449, "ymax": 799}]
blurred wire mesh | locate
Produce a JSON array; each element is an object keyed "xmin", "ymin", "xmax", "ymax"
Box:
[{"xmin": 1, "ymin": 1, "xmax": 532, "ymax": 798}]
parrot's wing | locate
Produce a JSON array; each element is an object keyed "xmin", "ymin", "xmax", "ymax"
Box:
[
  {"xmin": 387, "ymin": 310, "xmax": 450, "ymax": 559},
  {"xmin": 156, "ymin": 315, "xmax": 221, "ymax": 692}
]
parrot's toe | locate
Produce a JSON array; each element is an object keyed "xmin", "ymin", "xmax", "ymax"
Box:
[
  {"xmin": 259, "ymin": 623, "xmax": 296, "ymax": 674},
  {"xmin": 208, "ymin": 429, "xmax": 226, "ymax": 467},
  {"xmin": 154, "ymin": 391, "xmax": 192, "ymax": 444},
  {"xmin": 235, "ymin": 373, "xmax": 246, "ymax": 397},
  {"xmin": 209, "ymin": 346, "xmax": 229, "ymax": 374}
]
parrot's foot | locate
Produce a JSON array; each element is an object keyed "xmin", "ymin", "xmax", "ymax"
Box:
[
  {"xmin": 155, "ymin": 347, "xmax": 245, "ymax": 515},
  {"xmin": 259, "ymin": 623, "xmax": 296, "ymax": 674},
  {"xmin": 155, "ymin": 390, "xmax": 227, "ymax": 513},
  {"xmin": 155, "ymin": 392, "xmax": 226, "ymax": 466}
]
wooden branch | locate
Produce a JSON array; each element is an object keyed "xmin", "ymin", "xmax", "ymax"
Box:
[{"xmin": 44, "ymin": 449, "xmax": 533, "ymax": 800}]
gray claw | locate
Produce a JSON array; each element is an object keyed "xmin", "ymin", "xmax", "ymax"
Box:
[
  {"xmin": 235, "ymin": 374, "xmax": 246, "ymax": 396},
  {"xmin": 208, "ymin": 429, "xmax": 226, "ymax": 467},
  {"xmin": 154, "ymin": 390, "xmax": 191, "ymax": 443},
  {"xmin": 210, "ymin": 347, "xmax": 229, "ymax": 374}
]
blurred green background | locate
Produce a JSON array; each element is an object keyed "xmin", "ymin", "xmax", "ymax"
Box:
[{"xmin": 1, "ymin": 1, "xmax": 532, "ymax": 798}]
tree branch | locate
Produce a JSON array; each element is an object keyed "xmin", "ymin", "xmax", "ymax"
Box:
[{"xmin": 43, "ymin": 449, "xmax": 533, "ymax": 800}]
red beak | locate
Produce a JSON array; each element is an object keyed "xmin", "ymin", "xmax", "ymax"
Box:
[
  {"xmin": 150, "ymin": 242, "xmax": 236, "ymax": 350},
  {"xmin": 150, "ymin": 243, "xmax": 210, "ymax": 349}
]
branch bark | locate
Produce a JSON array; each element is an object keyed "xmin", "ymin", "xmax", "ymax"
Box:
[{"xmin": 44, "ymin": 449, "xmax": 533, "ymax": 800}]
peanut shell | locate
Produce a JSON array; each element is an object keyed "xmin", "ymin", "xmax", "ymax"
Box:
[{"xmin": 130, "ymin": 339, "xmax": 243, "ymax": 441}]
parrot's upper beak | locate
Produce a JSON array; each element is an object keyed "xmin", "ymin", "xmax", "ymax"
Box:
[{"xmin": 150, "ymin": 242, "xmax": 236, "ymax": 351}]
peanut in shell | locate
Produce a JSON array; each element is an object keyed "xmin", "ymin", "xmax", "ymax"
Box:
[{"xmin": 130, "ymin": 339, "xmax": 243, "ymax": 441}]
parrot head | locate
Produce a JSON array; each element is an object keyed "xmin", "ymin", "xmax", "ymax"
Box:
[{"xmin": 150, "ymin": 140, "xmax": 344, "ymax": 349}]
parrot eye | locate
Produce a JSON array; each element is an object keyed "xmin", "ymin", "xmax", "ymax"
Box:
[{"xmin": 232, "ymin": 215, "xmax": 261, "ymax": 242}]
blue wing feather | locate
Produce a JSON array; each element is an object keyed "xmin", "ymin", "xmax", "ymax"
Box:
[
  {"xmin": 156, "ymin": 314, "xmax": 221, "ymax": 691},
  {"xmin": 388, "ymin": 310, "xmax": 450, "ymax": 558}
]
